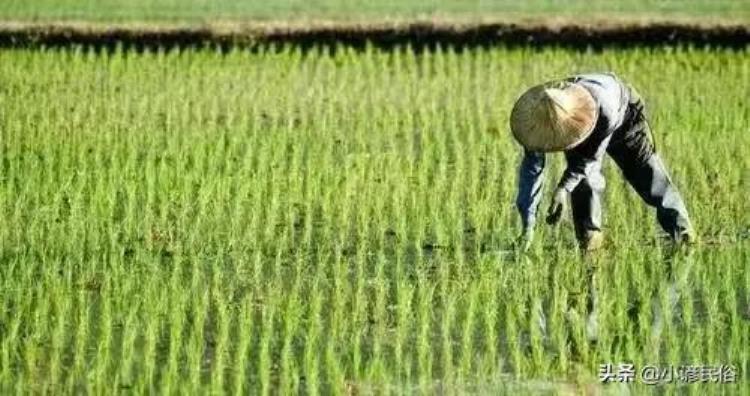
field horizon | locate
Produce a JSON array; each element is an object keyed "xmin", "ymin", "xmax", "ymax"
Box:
[
  {"xmin": 2, "ymin": 0, "xmax": 749, "ymax": 23},
  {"xmin": 1, "ymin": 19, "xmax": 748, "ymax": 52}
]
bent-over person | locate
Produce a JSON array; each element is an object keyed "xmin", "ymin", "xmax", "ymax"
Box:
[{"xmin": 511, "ymin": 72, "xmax": 694, "ymax": 251}]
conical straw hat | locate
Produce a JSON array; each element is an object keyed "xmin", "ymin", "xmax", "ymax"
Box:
[{"xmin": 510, "ymin": 81, "xmax": 598, "ymax": 152}]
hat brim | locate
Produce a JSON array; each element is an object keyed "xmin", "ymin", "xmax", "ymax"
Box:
[{"xmin": 510, "ymin": 83, "xmax": 599, "ymax": 152}]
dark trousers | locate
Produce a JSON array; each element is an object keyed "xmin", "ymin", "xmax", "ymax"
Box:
[{"xmin": 570, "ymin": 87, "xmax": 693, "ymax": 241}]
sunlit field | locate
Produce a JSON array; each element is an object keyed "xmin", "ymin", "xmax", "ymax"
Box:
[{"xmin": 0, "ymin": 45, "xmax": 748, "ymax": 393}]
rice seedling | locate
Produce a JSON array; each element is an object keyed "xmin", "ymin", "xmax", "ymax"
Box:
[{"xmin": 0, "ymin": 44, "xmax": 748, "ymax": 394}]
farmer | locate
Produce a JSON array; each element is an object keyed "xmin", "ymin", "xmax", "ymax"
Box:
[{"xmin": 511, "ymin": 73, "xmax": 694, "ymax": 251}]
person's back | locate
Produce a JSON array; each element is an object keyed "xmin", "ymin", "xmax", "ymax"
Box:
[{"xmin": 570, "ymin": 73, "xmax": 629, "ymax": 133}]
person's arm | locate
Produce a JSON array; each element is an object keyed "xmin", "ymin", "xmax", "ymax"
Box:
[
  {"xmin": 546, "ymin": 133, "xmax": 613, "ymax": 224},
  {"xmin": 557, "ymin": 154, "xmax": 589, "ymax": 193},
  {"xmin": 516, "ymin": 150, "xmax": 546, "ymax": 234},
  {"xmin": 557, "ymin": 131, "xmax": 613, "ymax": 193}
]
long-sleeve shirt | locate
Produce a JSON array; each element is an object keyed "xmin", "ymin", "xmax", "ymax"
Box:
[{"xmin": 516, "ymin": 73, "xmax": 631, "ymax": 230}]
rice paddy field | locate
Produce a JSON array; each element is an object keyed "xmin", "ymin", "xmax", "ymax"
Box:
[{"xmin": 0, "ymin": 44, "xmax": 749, "ymax": 394}]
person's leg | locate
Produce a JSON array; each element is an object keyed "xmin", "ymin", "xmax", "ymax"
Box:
[
  {"xmin": 585, "ymin": 262, "xmax": 599, "ymax": 341},
  {"xmin": 568, "ymin": 155, "xmax": 606, "ymax": 250},
  {"xmin": 607, "ymin": 90, "xmax": 693, "ymax": 240}
]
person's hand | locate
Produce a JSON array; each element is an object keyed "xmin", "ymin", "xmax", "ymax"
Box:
[{"xmin": 545, "ymin": 188, "xmax": 567, "ymax": 225}]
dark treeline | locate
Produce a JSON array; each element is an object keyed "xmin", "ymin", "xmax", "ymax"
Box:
[{"xmin": 0, "ymin": 22, "xmax": 748, "ymax": 53}]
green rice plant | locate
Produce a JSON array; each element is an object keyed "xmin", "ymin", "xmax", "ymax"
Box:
[{"xmin": 0, "ymin": 44, "xmax": 748, "ymax": 394}]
